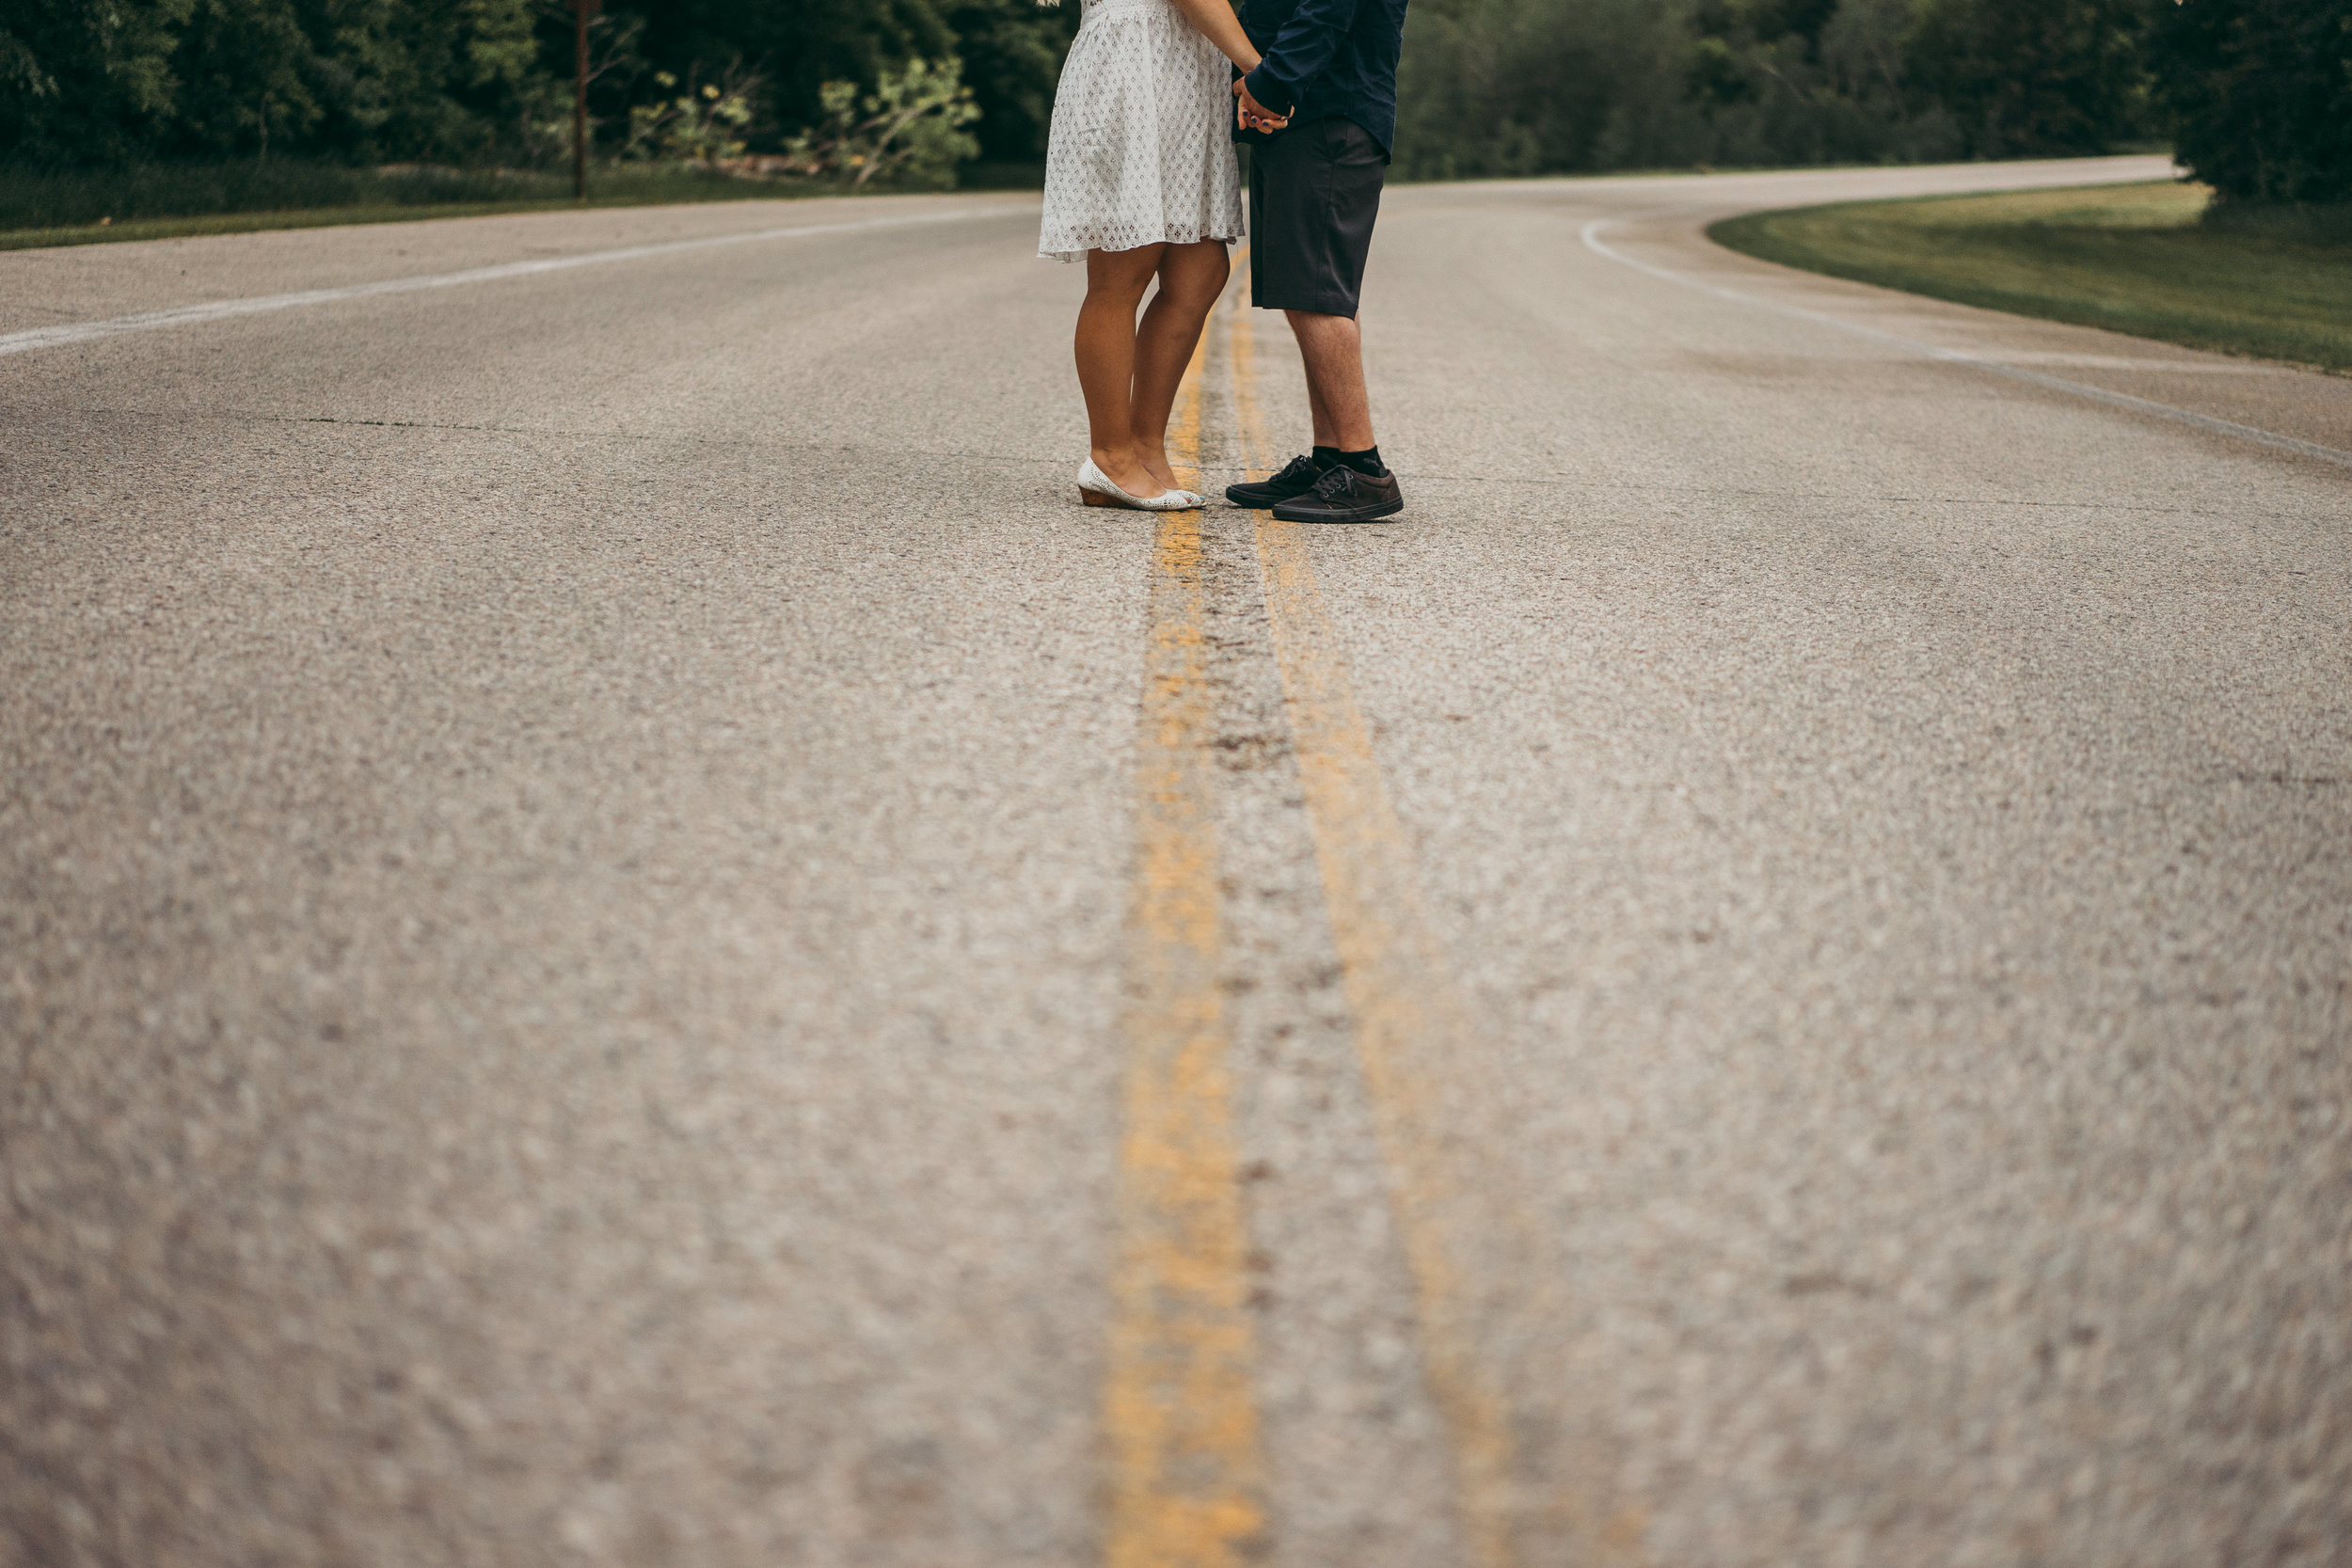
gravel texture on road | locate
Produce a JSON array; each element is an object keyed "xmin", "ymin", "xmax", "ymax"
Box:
[{"xmin": 4, "ymin": 157, "xmax": 2345, "ymax": 1568}]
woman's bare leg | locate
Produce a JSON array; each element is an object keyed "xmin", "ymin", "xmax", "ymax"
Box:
[
  {"xmin": 1130, "ymin": 241, "xmax": 1232, "ymax": 490},
  {"xmin": 1076, "ymin": 244, "xmax": 1169, "ymax": 498}
]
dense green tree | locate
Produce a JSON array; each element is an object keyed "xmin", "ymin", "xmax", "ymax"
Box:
[
  {"xmin": 1393, "ymin": 0, "xmax": 1648, "ymax": 180},
  {"xmin": 0, "ymin": 0, "xmax": 194, "ymax": 163},
  {"xmin": 168, "ymin": 0, "xmax": 321, "ymax": 157},
  {"xmin": 1675, "ymin": 0, "xmax": 1964, "ymax": 167},
  {"xmin": 1393, "ymin": 0, "xmax": 1975, "ymax": 180},
  {"xmin": 943, "ymin": 0, "xmax": 1077, "ymax": 165},
  {"xmin": 1906, "ymin": 0, "xmax": 2152, "ymax": 157},
  {"xmin": 1389, "ymin": 0, "xmax": 2164, "ymax": 178},
  {"xmin": 2151, "ymin": 0, "xmax": 2352, "ymax": 204},
  {"xmin": 0, "ymin": 0, "xmax": 554, "ymax": 164}
]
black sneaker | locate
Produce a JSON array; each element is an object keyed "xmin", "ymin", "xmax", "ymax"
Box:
[
  {"xmin": 1225, "ymin": 453, "xmax": 1327, "ymax": 509},
  {"xmin": 1271, "ymin": 464, "xmax": 1405, "ymax": 524}
]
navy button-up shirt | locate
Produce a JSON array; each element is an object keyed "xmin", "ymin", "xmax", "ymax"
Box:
[{"xmin": 1236, "ymin": 0, "xmax": 1410, "ymax": 159}]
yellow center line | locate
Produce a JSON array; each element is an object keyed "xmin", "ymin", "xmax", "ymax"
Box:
[
  {"xmin": 1104, "ymin": 320, "xmax": 1269, "ymax": 1568},
  {"xmin": 1227, "ymin": 274, "xmax": 1648, "ymax": 1567}
]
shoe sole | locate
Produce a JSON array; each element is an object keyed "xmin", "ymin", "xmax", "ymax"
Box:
[
  {"xmin": 1223, "ymin": 486, "xmax": 1317, "ymax": 507},
  {"xmin": 1082, "ymin": 487, "xmax": 1200, "ymax": 511},
  {"xmin": 1269, "ymin": 497, "xmax": 1406, "ymax": 524}
]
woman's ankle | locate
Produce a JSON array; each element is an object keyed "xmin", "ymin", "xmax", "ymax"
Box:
[{"xmin": 1089, "ymin": 447, "xmax": 1162, "ymax": 489}]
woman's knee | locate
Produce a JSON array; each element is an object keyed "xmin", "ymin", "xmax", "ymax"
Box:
[
  {"xmin": 1087, "ymin": 245, "xmax": 1165, "ymax": 301},
  {"xmin": 1158, "ymin": 253, "xmax": 1230, "ymax": 311},
  {"xmin": 1175, "ymin": 242, "xmax": 1232, "ymax": 287},
  {"xmin": 1084, "ymin": 278, "xmax": 1154, "ymax": 310}
]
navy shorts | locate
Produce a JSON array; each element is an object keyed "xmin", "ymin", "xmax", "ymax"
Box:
[{"xmin": 1248, "ymin": 117, "xmax": 1387, "ymax": 319}]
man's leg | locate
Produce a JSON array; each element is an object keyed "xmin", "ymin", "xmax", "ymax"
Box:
[
  {"xmin": 1265, "ymin": 303, "xmax": 1399, "ymax": 521},
  {"xmin": 1298, "ymin": 333, "xmax": 1337, "ymax": 451},
  {"xmin": 1226, "ymin": 119, "xmax": 1399, "ymax": 519},
  {"xmin": 1284, "ymin": 309, "xmax": 1374, "ymax": 452}
]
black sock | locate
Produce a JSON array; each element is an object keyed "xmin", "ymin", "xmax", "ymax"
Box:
[
  {"xmin": 1337, "ymin": 445, "xmax": 1386, "ymax": 478},
  {"xmin": 1311, "ymin": 445, "xmax": 1344, "ymax": 470}
]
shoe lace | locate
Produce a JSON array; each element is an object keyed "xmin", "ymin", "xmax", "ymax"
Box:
[
  {"xmin": 1278, "ymin": 454, "xmax": 1321, "ymax": 484},
  {"xmin": 1309, "ymin": 465, "xmax": 1358, "ymax": 499}
]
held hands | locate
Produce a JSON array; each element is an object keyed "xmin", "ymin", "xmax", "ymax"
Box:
[{"xmin": 1234, "ymin": 77, "xmax": 1290, "ymax": 134}]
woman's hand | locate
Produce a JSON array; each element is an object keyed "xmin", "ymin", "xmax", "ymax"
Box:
[{"xmin": 1234, "ymin": 77, "xmax": 1290, "ymax": 134}]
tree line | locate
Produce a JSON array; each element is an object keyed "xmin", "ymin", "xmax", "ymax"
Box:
[
  {"xmin": 0, "ymin": 0, "xmax": 1079, "ymax": 182},
  {"xmin": 1395, "ymin": 0, "xmax": 2348, "ymax": 203},
  {"xmin": 2, "ymin": 0, "xmax": 2344, "ymax": 203}
]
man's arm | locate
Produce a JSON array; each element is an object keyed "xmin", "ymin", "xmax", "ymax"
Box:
[{"xmin": 1240, "ymin": 0, "xmax": 1365, "ymax": 117}]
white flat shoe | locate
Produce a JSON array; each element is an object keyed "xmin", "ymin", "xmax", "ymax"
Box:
[{"xmin": 1078, "ymin": 458, "xmax": 1200, "ymax": 512}]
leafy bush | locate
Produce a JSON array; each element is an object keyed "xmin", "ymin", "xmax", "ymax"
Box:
[
  {"xmin": 624, "ymin": 72, "xmax": 758, "ymax": 165},
  {"xmin": 778, "ymin": 57, "xmax": 979, "ymax": 189},
  {"xmin": 606, "ymin": 0, "xmax": 1069, "ymax": 169}
]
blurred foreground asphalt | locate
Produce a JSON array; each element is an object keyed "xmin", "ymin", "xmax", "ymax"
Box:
[{"xmin": 3, "ymin": 156, "xmax": 2347, "ymax": 1567}]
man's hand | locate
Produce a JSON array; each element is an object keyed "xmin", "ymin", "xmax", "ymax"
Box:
[{"xmin": 1234, "ymin": 77, "xmax": 1289, "ymax": 134}]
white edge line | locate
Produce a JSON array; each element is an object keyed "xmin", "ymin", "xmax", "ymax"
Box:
[
  {"xmin": 1580, "ymin": 216, "xmax": 2352, "ymax": 471},
  {"xmin": 0, "ymin": 207, "xmax": 1005, "ymax": 358}
]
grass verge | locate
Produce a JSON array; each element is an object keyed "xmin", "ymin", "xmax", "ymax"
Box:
[
  {"xmin": 1708, "ymin": 181, "xmax": 2352, "ymax": 374},
  {"xmin": 0, "ymin": 161, "xmax": 878, "ymax": 253}
]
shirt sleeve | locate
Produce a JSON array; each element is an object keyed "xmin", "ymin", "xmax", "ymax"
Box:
[{"xmin": 1241, "ymin": 0, "xmax": 1364, "ymax": 116}]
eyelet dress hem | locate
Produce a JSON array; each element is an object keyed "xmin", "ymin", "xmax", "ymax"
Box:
[{"xmin": 1038, "ymin": 0, "xmax": 1247, "ymax": 262}]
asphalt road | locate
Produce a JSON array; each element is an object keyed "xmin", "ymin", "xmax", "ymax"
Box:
[{"xmin": 4, "ymin": 156, "xmax": 2346, "ymax": 1568}]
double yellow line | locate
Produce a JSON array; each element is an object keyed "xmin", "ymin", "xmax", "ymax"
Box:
[
  {"xmin": 1229, "ymin": 285, "xmax": 1524, "ymax": 1568},
  {"xmin": 1104, "ymin": 265, "xmax": 1647, "ymax": 1568},
  {"xmin": 1103, "ymin": 323, "xmax": 1269, "ymax": 1567}
]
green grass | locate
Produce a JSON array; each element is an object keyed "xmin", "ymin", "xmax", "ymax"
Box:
[
  {"xmin": 1709, "ymin": 181, "xmax": 2352, "ymax": 374},
  {"xmin": 0, "ymin": 160, "xmax": 866, "ymax": 252}
]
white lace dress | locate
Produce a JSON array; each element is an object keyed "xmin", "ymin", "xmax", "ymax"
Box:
[{"xmin": 1038, "ymin": 0, "xmax": 1246, "ymax": 261}]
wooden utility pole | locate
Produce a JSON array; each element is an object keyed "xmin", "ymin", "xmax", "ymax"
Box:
[{"xmin": 572, "ymin": 0, "xmax": 598, "ymax": 202}]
